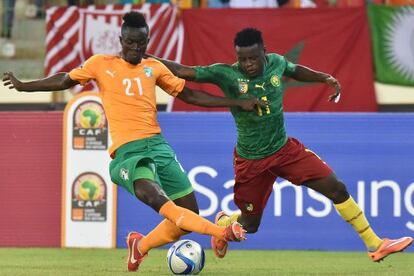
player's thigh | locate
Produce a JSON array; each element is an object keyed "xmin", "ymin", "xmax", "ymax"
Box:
[
  {"xmin": 151, "ymin": 142, "xmax": 193, "ymax": 201},
  {"xmin": 234, "ymin": 170, "xmax": 276, "ymax": 215},
  {"xmin": 110, "ymin": 153, "xmax": 158, "ymax": 196},
  {"xmin": 273, "ymin": 138, "xmax": 333, "ymax": 185}
]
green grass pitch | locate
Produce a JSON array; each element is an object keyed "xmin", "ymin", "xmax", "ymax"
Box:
[{"xmin": 0, "ymin": 248, "xmax": 412, "ymax": 275}]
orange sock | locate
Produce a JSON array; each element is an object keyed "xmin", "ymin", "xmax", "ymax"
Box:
[
  {"xmin": 138, "ymin": 219, "xmax": 187, "ymax": 255},
  {"xmin": 159, "ymin": 201, "xmax": 225, "ymax": 240}
]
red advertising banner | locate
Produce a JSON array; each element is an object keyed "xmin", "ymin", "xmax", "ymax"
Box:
[
  {"xmin": 0, "ymin": 112, "xmax": 62, "ymax": 246},
  {"xmin": 171, "ymin": 7, "xmax": 377, "ymax": 112}
]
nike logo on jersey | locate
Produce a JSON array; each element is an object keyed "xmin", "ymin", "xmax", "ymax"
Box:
[
  {"xmin": 255, "ymin": 82, "xmax": 266, "ymax": 90},
  {"xmin": 105, "ymin": 70, "xmax": 116, "ymax": 78}
]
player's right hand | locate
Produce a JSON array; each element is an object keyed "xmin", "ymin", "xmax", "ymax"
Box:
[
  {"xmin": 2, "ymin": 72, "xmax": 22, "ymax": 91},
  {"xmin": 239, "ymin": 97, "xmax": 268, "ymax": 111}
]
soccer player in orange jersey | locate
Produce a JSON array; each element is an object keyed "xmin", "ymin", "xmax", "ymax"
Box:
[{"xmin": 1, "ymin": 12, "xmax": 269, "ymax": 272}]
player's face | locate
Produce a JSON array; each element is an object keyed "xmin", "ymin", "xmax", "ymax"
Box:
[
  {"xmin": 235, "ymin": 44, "xmax": 266, "ymax": 78},
  {"xmin": 120, "ymin": 26, "xmax": 149, "ymax": 65}
]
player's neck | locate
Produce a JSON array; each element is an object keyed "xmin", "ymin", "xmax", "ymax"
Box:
[
  {"xmin": 261, "ymin": 57, "xmax": 268, "ymax": 75},
  {"xmin": 119, "ymin": 52, "xmax": 142, "ymax": 66},
  {"xmin": 254, "ymin": 58, "xmax": 267, "ymax": 78}
]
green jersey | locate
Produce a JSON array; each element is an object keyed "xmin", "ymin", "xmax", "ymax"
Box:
[{"xmin": 194, "ymin": 53, "xmax": 296, "ymax": 159}]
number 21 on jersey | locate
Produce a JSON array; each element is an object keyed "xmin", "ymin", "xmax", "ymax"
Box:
[{"xmin": 123, "ymin": 77, "xmax": 143, "ymax": 96}]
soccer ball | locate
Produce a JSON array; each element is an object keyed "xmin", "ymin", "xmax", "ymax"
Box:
[{"xmin": 167, "ymin": 239, "xmax": 205, "ymax": 275}]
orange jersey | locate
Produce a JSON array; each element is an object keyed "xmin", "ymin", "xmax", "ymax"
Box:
[{"xmin": 69, "ymin": 54, "xmax": 185, "ymax": 157}]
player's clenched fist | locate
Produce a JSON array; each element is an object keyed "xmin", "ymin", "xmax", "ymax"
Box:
[{"xmin": 2, "ymin": 72, "xmax": 21, "ymax": 90}]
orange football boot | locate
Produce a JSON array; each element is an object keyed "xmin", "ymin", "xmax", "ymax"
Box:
[
  {"xmin": 211, "ymin": 211, "xmax": 246, "ymax": 258},
  {"xmin": 126, "ymin": 232, "xmax": 147, "ymax": 271},
  {"xmin": 368, "ymin": 236, "xmax": 413, "ymax": 262}
]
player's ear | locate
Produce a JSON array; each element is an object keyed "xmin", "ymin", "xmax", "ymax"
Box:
[{"xmin": 263, "ymin": 45, "xmax": 267, "ymax": 54}]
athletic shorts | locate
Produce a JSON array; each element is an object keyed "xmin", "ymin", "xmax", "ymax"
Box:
[
  {"xmin": 109, "ymin": 134, "xmax": 193, "ymax": 200},
  {"xmin": 233, "ymin": 137, "xmax": 333, "ymax": 215}
]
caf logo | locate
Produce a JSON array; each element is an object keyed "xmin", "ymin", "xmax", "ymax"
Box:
[
  {"xmin": 79, "ymin": 179, "xmax": 100, "ymax": 200},
  {"xmin": 73, "ymin": 173, "xmax": 106, "ymax": 201},
  {"xmin": 71, "ymin": 172, "xmax": 107, "ymax": 221},
  {"xmin": 75, "ymin": 101, "xmax": 106, "ymax": 129},
  {"xmin": 72, "ymin": 100, "xmax": 108, "ymax": 150}
]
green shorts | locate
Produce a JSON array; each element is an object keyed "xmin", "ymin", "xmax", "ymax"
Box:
[{"xmin": 109, "ymin": 134, "xmax": 193, "ymax": 200}]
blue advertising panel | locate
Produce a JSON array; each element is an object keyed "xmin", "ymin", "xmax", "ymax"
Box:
[{"xmin": 117, "ymin": 113, "xmax": 414, "ymax": 251}]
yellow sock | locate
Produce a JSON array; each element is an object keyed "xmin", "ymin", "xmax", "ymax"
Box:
[
  {"xmin": 334, "ymin": 196, "xmax": 382, "ymax": 251},
  {"xmin": 159, "ymin": 201, "xmax": 225, "ymax": 240},
  {"xmin": 217, "ymin": 212, "xmax": 241, "ymax": 227},
  {"xmin": 138, "ymin": 219, "xmax": 187, "ymax": 255}
]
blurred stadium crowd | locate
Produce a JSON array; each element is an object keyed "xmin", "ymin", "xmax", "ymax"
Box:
[
  {"xmin": 1, "ymin": 0, "xmax": 413, "ymax": 60},
  {"xmin": 0, "ymin": 0, "xmax": 413, "ymax": 108}
]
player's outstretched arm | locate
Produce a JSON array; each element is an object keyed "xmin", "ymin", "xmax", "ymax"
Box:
[
  {"xmin": 290, "ymin": 65, "xmax": 341, "ymax": 103},
  {"xmin": 146, "ymin": 54, "xmax": 196, "ymax": 81},
  {"xmin": 177, "ymin": 87, "xmax": 266, "ymax": 111},
  {"xmin": 2, "ymin": 72, "xmax": 79, "ymax": 92}
]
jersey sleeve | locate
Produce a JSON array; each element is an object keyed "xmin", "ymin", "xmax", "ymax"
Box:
[
  {"xmin": 68, "ymin": 55, "xmax": 101, "ymax": 85},
  {"xmin": 155, "ymin": 61, "xmax": 185, "ymax": 97},
  {"xmin": 194, "ymin": 64, "xmax": 227, "ymax": 85},
  {"xmin": 283, "ymin": 57, "xmax": 297, "ymax": 77}
]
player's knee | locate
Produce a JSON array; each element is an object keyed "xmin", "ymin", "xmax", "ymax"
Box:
[
  {"xmin": 243, "ymin": 222, "xmax": 260, "ymax": 233},
  {"xmin": 173, "ymin": 193, "xmax": 199, "ymax": 214},
  {"xmin": 135, "ymin": 187, "xmax": 156, "ymax": 206},
  {"xmin": 245, "ymin": 225, "xmax": 259, "ymax": 233},
  {"xmin": 134, "ymin": 179, "xmax": 168, "ymax": 211},
  {"xmin": 187, "ymin": 205, "xmax": 199, "ymax": 214},
  {"xmin": 330, "ymin": 180, "xmax": 349, "ymax": 203},
  {"xmin": 239, "ymin": 213, "xmax": 261, "ymax": 233}
]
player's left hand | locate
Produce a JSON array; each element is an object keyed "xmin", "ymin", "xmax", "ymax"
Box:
[
  {"xmin": 2, "ymin": 71, "xmax": 21, "ymax": 90},
  {"xmin": 326, "ymin": 76, "xmax": 341, "ymax": 103},
  {"xmin": 239, "ymin": 97, "xmax": 267, "ymax": 111}
]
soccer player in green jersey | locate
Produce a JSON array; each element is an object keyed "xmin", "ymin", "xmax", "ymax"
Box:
[{"xmin": 150, "ymin": 28, "xmax": 412, "ymax": 262}]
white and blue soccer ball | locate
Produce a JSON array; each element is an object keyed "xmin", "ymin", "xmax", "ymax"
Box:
[{"xmin": 167, "ymin": 239, "xmax": 205, "ymax": 275}]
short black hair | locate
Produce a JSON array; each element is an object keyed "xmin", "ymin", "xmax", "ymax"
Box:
[
  {"xmin": 122, "ymin": 11, "xmax": 148, "ymax": 33},
  {"xmin": 234, "ymin": 28, "xmax": 263, "ymax": 47}
]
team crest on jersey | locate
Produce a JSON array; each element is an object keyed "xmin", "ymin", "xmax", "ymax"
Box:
[
  {"xmin": 144, "ymin": 66, "xmax": 153, "ymax": 77},
  {"xmin": 239, "ymin": 82, "xmax": 248, "ymax": 94},
  {"xmin": 270, "ymin": 75, "xmax": 280, "ymax": 87},
  {"xmin": 238, "ymin": 79, "xmax": 249, "ymax": 94}
]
